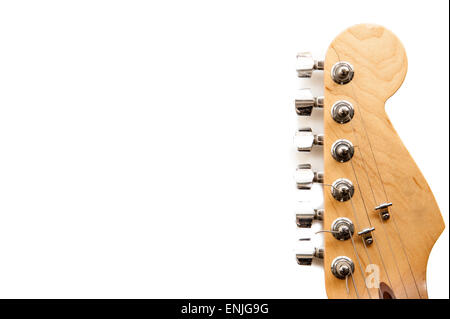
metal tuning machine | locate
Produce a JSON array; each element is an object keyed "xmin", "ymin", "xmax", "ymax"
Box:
[
  {"xmin": 296, "ymin": 52, "xmax": 324, "ymax": 78},
  {"xmin": 331, "ymin": 61, "xmax": 354, "ymax": 84},
  {"xmin": 296, "ymin": 247, "xmax": 324, "ymax": 266},
  {"xmin": 294, "ymin": 128, "xmax": 324, "ymax": 152},
  {"xmin": 331, "ymin": 178, "xmax": 354, "ymax": 202},
  {"xmin": 295, "ymin": 89, "xmax": 324, "ymax": 116},
  {"xmin": 314, "ymin": 217, "xmax": 354, "ymax": 242},
  {"xmin": 317, "ymin": 217, "xmax": 355, "ymax": 241},
  {"xmin": 295, "ymin": 164, "xmax": 324, "ymax": 190},
  {"xmin": 331, "ymin": 256, "xmax": 355, "ymax": 279},
  {"xmin": 296, "ymin": 208, "xmax": 324, "ymax": 228},
  {"xmin": 294, "ymin": 52, "xmax": 325, "ymax": 270},
  {"xmin": 331, "ymin": 139, "xmax": 354, "ymax": 162}
]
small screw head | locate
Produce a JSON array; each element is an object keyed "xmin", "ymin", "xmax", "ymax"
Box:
[{"xmin": 382, "ymin": 212, "xmax": 390, "ymax": 220}]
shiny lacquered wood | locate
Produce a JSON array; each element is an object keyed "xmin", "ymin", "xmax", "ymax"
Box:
[{"xmin": 323, "ymin": 24, "xmax": 444, "ymax": 299}]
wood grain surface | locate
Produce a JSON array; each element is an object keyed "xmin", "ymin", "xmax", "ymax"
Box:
[{"xmin": 323, "ymin": 24, "xmax": 445, "ymax": 299}]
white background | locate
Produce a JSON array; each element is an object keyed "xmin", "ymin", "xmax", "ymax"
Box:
[{"xmin": 0, "ymin": 0, "xmax": 448, "ymax": 298}]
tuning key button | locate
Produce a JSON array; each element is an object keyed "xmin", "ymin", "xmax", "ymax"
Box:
[
  {"xmin": 295, "ymin": 164, "xmax": 324, "ymax": 190},
  {"xmin": 331, "ymin": 178, "xmax": 354, "ymax": 202},
  {"xmin": 331, "ymin": 139, "xmax": 354, "ymax": 162},
  {"xmin": 331, "ymin": 61, "xmax": 354, "ymax": 84},
  {"xmin": 296, "ymin": 52, "xmax": 324, "ymax": 78},
  {"xmin": 296, "ymin": 208, "xmax": 324, "ymax": 228},
  {"xmin": 294, "ymin": 128, "xmax": 324, "ymax": 152},
  {"xmin": 296, "ymin": 247, "xmax": 324, "ymax": 266},
  {"xmin": 295, "ymin": 89, "xmax": 324, "ymax": 116},
  {"xmin": 331, "ymin": 256, "xmax": 355, "ymax": 279},
  {"xmin": 331, "ymin": 100, "xmax": 354, "ymax": 123}
]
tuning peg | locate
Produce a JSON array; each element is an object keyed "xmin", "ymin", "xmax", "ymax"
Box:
[
  {"xmin": 296, "ymin": 208, "xmax": 324, "ymax": 228},
  {"xmin": 296, "ymin": 52, "xmax": 324, "ymax": 78},
  {"xmin": 316, "ymin": 217, "xmax": 355, "ymax": 241},
  {"xmin": 295, "ymin": 164, "xmax": 324, "ymax": 190},
  {"xmin": 295, "ymin": 89, "xmax": 324, "ymax": 116},
  {"xmin": 296, "ymin": 247, "xmax": 324, "ymax": 265},
  {"xmin": 294, "ymin": 128, "xmax": 324, "ymax": 152},
  {"xmin": 331, "ymin": 256, "xmax": 355, "ymax": 279}
]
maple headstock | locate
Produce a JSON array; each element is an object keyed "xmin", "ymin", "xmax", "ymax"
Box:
[{"xmin": 295, "ymin": 24, "xmax": 444, "ymax": 299}]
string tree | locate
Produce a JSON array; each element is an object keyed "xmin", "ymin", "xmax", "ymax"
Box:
[
  {"xmin": 357, "ymin": 227, "xmax": 375, "ymax": 246},
  {"xmin": 375, "ymin": 202, "xmax": 392, "ymax": 220}
]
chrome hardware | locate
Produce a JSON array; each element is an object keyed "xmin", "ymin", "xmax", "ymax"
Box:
[
  {"xmin": 295, "ymin": 89, "xmax": 324, "ymax": 116},
  {"xmin": 331, "ymin": 178, "xmax": 354, "ymax": 202},
  {"xmin": 294, "ymin": 128, "xmax": 324, "ymax": 152},
  {"xmin": 331, "ymin": 139, "xmax": 354, "ymax": 162},
  {"xmin": 375, "ymin": 202, "xmax": 392, "ymax": 220},
  {"xmin": 331, "ymin": 61, "xmax": 354, "ymax": 84},
  {"xmin": 358, "ymin": 227, "xmax": 375, "ymax": 245},
  {"xmin": 296, "ymin": 52, "xmax": 324, "ymax": 78},
  {"xmin": 331, "ymin": 256, "xmax": 355, "ymax": 279},
  {"xmin": 295, "ymin": 164, "xmax": 324, "ymax": 190},
  {"xmin": 331, "ymin": 100, "xmax": 354, "ymax": 124},
  {"xmin": 330, "ymin": 217, "xmax": 354, "ymax": 240},
  {"xmin": 296, "ymin": 208, "xmax": 324, "ymax": 228},
  {"xmin": 296, "ymin": 247, "xmax": 324, "ymax": 266},
  {"xmin": 316, "ymin": 217, "xmax": 354, "ymax": 240}
]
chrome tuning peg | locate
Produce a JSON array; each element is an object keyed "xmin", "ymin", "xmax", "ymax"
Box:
[
  {"xmin": 295, "ymin": 164, "xmax": 323, "ymax": 190},
  {"xmin": 316, "ymin": 217, "xmax": 354, "ymax": 241},
  {"xmin": 331, "ymin": 256, "xmax": 355, "ymax": 279},
  {"xmin": 294, "ymin": 128, "xmax": 324, "ymax": 152},
  {"xmin": 296, "ymin": 247, "xmax": 324, "ymax": 265},
  {"xmin": 296, "ymin": 208, "xmax": 324, "ymax": 228},
  {"xmin": 295, "ymin": 89, "xmax": 324, "ymax": 116},
  {"xmin": 296, "ymin": 52, "xmax": 324, "ymax": 78}
]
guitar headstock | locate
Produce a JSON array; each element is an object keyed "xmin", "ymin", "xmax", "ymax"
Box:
[{"xmin": 294, "ymin": 24, "xmax": 444, "ymax": 299}]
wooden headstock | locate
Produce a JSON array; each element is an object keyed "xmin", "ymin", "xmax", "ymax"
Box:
[{"xmin": 296, "ymin": 24, "xmax": 445, "ymax": 299}]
